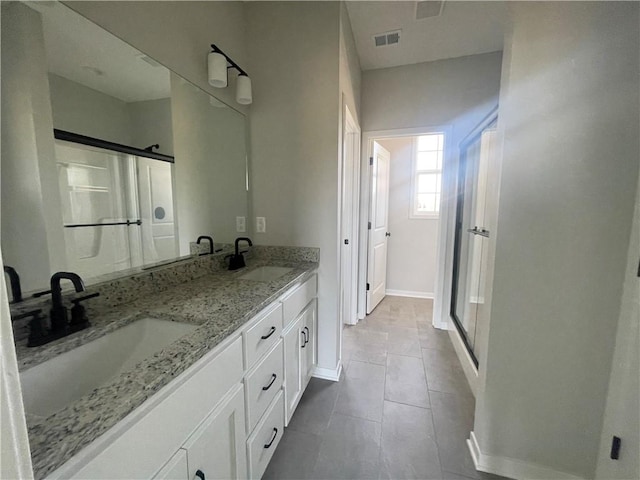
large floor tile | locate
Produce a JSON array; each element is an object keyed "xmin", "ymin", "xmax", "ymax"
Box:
[
  {"xmin": 422, "ymin": 347, "xmax": 473, "ymax": 397},
  {"xmin": 262, "ymin": 429, "xmax": 323, "ymax": 480},
  {"xmin": 419, "ymin": 325, "xmax": 455, "ymax": 352},
  {"xmin": 387, "ymin": 338, "xmax": 423, "ymax": 358},
  {"xmin": 288, "ymin": 377, "xmax": 340, "ymax": 435},
  {"xmin": 310, "ymin": 413, "xmax": 381, "ymax": 480},
  {"xmin": 379, "ymin": 401, "xmax": 442, "ymax": 480},
  {"xmin": 335, "ymin": 361, "xmax": 386, "ymax": 421},
  {"xmin": 346, "ymin": 342, "xmax": 388, "ymax": 365},
  {"xmin": 385, "ymin": 354, "xmax": 430, "ymax": 408},
  {"xmin": 430, "ymin": 390, "xmax": 478, "ymax": 479}
]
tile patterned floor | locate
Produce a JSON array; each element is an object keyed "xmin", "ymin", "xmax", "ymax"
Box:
[{"xmin": 263, "ymin": 296, "xmax": 507, "ymax": 480}]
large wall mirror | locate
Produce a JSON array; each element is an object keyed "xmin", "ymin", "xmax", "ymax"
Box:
[{"xmin": 1, "ymin": 1, "xmax": 249, "ymax": 292}]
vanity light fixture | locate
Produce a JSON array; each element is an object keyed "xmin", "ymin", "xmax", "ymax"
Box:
[{"xmin": 208, "ymin": 44, "xmax": 252, "ymax": 105}]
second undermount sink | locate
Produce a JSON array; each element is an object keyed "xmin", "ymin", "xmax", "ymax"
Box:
[
  {"xmin": 239, "ymin": 266, "xmax": 293, "ymax": 282},
  {"xmin": 20, "ymin": 318, "xmax": 198, "ymax": 418}
]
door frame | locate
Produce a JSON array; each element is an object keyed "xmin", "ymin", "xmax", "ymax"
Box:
[
  {"xmin": 358, "ymin": 126, "xmax": 453, "ymax": 329},
  {"xmin": 339, "ymin": 104, "xmax": 361, "ymax": 326}
]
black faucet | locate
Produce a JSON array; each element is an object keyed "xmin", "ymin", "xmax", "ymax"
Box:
[
  {"xmin": 3, "ymin": 265, "xmax": 22, "ymax": 304},
  {"xmin": 50, "ymin": 272, "xmax": 85, "ymax": 334},
  {"xmin": 228, "ymin": 237, "xmax": 253, "ymax": 270},
  {"xmin": 196, "ymin": 235, "xmax": 214, "ymax": 255}
]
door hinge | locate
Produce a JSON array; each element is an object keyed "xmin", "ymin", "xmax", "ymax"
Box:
[
  {"xmin": 366, "ymin": 283, "xmax": 370, "ymax": 291},
  {"xmin": 368, "ymin": 221, "xmax": 371, "ymax": 230},
  {"xmin": 369, "ymin": 157, "xmax": 373, "ymax": 166}
]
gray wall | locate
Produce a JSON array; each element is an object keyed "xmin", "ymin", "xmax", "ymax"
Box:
[
  {"xmin": 66, "ymin": 1, "xmax": 248, "ymax": 115},
  {"xmin": 378, "ymin": 137, "xmax": 438, "ymax": 296},
  {"xmin": 245, "ymin": 1, "xmax": 342, "ymax": 372},
  {"xmin": 474, "ymin": 2, "xmax": 639, "ymax": 477},
  {"xmin": 1, "ymin": 3, "xmax": 67, "ymax": 292}
]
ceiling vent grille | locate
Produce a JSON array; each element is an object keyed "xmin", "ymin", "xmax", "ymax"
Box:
[
  {"xmin": 373, "ymin": 29, "xmax": 401, "ymax": 48},
  {"xmin": 416, "ymin": 0, "xmax": 445, "ymax": 20}
]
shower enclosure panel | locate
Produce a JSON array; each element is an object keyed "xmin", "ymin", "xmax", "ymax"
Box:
[{"xmin": 451, "ymin": 113, "xmax": 499, "ymax": 366}]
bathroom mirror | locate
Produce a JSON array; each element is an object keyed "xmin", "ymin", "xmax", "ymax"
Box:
[{"xmin": 1, "ymin": 1, "xmax": 249, "ymax": 292}]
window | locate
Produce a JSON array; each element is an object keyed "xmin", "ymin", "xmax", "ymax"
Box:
[{"xmin": 411, "ymin": 133, "xmax": 444, "ymax": 218}]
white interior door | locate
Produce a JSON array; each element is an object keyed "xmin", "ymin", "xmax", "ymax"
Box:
[
  {"xmin": 366, "ymin": 141, "xmax": 391, "ymax": 314},
  {"xmin": 340, "ymin": 105, "xmax": 360, "ymax": 325}
]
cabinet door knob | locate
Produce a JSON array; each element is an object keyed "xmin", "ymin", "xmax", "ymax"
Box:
[
  {"xmin": 264, "ymin": 428, "xmax": 278, "ymax": 449},
  {"xmin": 261, "ymin": 326, "xmax": 276, "ymax": 340},
  {"xmin": 195, "ymin": 470, "xmax": 205, "ymax": 480},
  {"xmin": 303, "ymin": 326, "xmax": 310, "ymax": 346},
  {"xmin": 262, "ymin": 373, "xmax": 277, "ymax": 391}
]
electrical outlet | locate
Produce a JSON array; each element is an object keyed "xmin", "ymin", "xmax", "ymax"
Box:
[
  {"xmin": 256, "ymin": 217, "xmax": 266, "ymax": 233},
  {"xmin": 236, "ymin": 216, "xmax": 246, "ymax": 233}
]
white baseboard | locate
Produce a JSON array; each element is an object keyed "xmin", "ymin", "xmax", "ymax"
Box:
[
  {"xmin": 468, "ymin": 432, "xmax": 586, "ymax": 480},
  {"xmin": 385, "ymin": 289, "xmax": 434, "ymax": 299},
  {"xmin": 312, "ymin": 362, "xmax": 342, "ymax": 382}
]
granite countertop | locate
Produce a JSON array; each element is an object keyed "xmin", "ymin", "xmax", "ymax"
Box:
[{"xmin": 18, "ymin": 258, "xmax": 318, "ymax": 479}]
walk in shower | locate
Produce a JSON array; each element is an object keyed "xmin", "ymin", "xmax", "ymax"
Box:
[
  {"xmin": 450, "ymin": 109, "xmax": 499, "ymax": 366},
  {"xmin": 56, "ymin": 133, "xmax": 178, "ymax": 280}
]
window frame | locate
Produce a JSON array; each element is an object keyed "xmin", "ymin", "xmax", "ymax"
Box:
[{"xmin": 410, "ymin": 132, "xmax": 445, "ymax": 219}]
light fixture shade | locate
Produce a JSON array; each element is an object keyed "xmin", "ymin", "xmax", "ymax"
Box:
[
  {"xmin": 208, "ymin": 51, "xmax": 227, "ymax": 88},
  {"xmin": 236, "ymin": 74, "xmax": 252, "ymax": 105}
]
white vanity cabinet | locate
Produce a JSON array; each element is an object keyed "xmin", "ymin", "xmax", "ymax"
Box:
[
  {"xmin": 281, "ymin": 276, "xmax": 317, "ymax": 425},
  {"xmin": 49, "ymin": 272, "xmax": 317, "ymax": 480}
]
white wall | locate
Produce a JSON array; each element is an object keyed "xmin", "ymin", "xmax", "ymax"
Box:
[
  {"xmin": 1, "ymin": 3, "xmax": 67, "ymax": 293},
  {"xmin": 595, "ymin": 168, "xmax": 639, "ymax": 479},
  {"xmin": 48, "ymin": 74, "xmax": 132, "ymax": 145},
  {"xmin": 473, "ymin": 3, "xmax": 640, "ymax": 478},
  {"xmin": 171, "ymin": 74, "xmax": 248, "ymax": 252},
  {"xmin": 245, "ymin": 1, "xmax": 342, "ymax": 375},
  {"xmin": 378, "ymin": 137, "xmax": 437, "ymax": 297},
  {"xmin": 66, "ymin": 1, "xmax": 248, "ymax": 115}
]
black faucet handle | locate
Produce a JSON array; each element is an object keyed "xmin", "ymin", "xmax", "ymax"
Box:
[
  {"xmin": 71, "ymin": 292, "xmax": 100, "ymax": 304},
  {"xmin": 12, "ymin": 308, "xmax": 43, "ymax": 321}
]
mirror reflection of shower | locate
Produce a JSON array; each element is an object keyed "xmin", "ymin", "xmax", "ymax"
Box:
[{"xmin": 56, "ymin": 139, "xmax": 178, "ymax": 280}]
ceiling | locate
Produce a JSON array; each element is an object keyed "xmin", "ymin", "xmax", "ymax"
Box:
[
  {"xmin": 346, "ymin": 1, "xmax": 507, "ymax": 71},
  {"xmin": 27, "ymin": 1, "xmax": 170, "ymax": 103}
]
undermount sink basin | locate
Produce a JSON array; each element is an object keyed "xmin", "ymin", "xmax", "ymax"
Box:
[
  {"xmin": 239, "ymin": 266, "xmax": 293, "ymax": 282},
  {"xmin": 20, "ymin": 318, "xmax": 198, "ymax": 418}
]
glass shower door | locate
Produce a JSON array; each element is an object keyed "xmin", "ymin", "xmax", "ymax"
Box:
[{"xmin": 451, "ymin": 115, "xmax": 498, "ymax": 366}]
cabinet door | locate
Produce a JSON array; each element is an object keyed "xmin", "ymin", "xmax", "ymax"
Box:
[
  {"xmin": 302, "ymin": 300, "xmax": 317, "ymax": 386},
  {"xmin": 183, "ymin": 384, "xmax": 247, "ymax": 480},
  {"xmin": 283, "ymin": 315, "xmax": 304, "ymax": 424}
]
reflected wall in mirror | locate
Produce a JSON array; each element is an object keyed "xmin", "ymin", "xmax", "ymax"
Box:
[{"xmin": 1, "ymin": 1, "xmax": 249, "ymax": 293}]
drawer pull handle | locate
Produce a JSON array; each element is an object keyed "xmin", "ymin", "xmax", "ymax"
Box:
[
  {"xmin": 303, "ymin": 326, "xmax": 310, "ymax": 346},
  {"xmin": 195, "ymin": 470, "xmax": 205, "ymax": 480},
  {"xmin": 264, "ymin": 428, "xmax": 278, "ymax": 449},
  {"xmin": 261, "ymin": 326, "xmax": 276, "ymax": 340},
  {"xmin": 262, "ymin": 373, "xmax": 277, "ymax": 391},
  {"xmin": 301, "ymin": 330, "xmax": 307, "ymax": 348}
]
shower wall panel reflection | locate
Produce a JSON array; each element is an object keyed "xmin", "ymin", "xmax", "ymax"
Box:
[{"xmin": 451, "ymin": 118, "xmax": 498, "ymax": 365}]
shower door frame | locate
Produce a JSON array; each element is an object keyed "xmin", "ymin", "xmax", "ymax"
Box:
[{"xmin": 450, "ymin": 107, "xmax": 499, "ymax": 369}]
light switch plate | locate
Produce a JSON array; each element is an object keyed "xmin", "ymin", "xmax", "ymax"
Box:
[
  {"xmin": 256, "ymin": 217, "xmax": 266, "ymax": 233},
  {"xmin": 236, "ymin": 216, "xmax": 246, "ymax": 232}
]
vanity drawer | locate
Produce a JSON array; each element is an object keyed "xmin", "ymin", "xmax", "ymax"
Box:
[
  {"xmin": 245, "ymin": 339, "xmax": 284, "ymax": 433},
  {"xmin": 247, "ymin": 391, "xmax": 284, "ymax": 480},
  {"xmin": 281, "ymin": 274, "xmax": 317, "ymax": 329},
  {"xmin": 244, "ymin": 303, "xmax": 283, "ymax": 370}
]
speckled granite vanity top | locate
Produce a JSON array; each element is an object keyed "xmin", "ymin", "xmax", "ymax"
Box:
[{"xmin": 13, "ymin": 248, "xmax": 318, "ymax": 479}]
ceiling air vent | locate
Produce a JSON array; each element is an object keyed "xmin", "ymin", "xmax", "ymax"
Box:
[
  {"xmin": 416, "ymin": 0, "xmax": 445, "ymax": 20},
  {"xmin": 373, "ymin": 29, "xmax": 401, "ymax": 48}
]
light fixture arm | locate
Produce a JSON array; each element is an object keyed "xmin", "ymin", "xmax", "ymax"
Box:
[{"xmin": 210, "ymin": 44, "xmax": 248, "ymax": 77}]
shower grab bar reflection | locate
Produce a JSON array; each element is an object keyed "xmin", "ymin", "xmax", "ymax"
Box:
[{"xmin": 64, "ymin": 220, "xmax": 142, "ymax": 228}]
